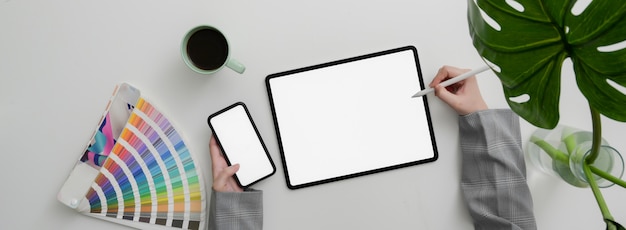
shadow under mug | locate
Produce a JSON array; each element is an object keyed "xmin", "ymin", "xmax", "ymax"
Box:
[{"xmin": 181, "ymin": 25, "xmax": 245, "ymax": 74}]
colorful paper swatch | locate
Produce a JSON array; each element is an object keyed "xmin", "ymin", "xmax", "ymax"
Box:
[
  {"xmin": 57, "ymin": 84, "xmax": 206, "ymax": 230},
  {"xmin": 84, "ymin": 98, "xmax": 205, "ymax": 229}
]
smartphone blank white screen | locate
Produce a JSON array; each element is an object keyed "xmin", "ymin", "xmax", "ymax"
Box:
[
  {"xmin": 209, "ymin": 103, "xmax": 275, "ymax": 187},
  {"xmin": 267, "ymin": 46, "xmax": 437, "ymax": 189}
]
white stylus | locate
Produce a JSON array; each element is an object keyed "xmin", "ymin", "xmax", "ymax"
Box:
[{"xmin": 411, "ymin": 65, "xmax": 491, "ymax": 98}]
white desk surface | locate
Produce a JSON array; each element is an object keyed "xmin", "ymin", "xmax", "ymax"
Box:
[{"xmin": 2, "ymin": 1, "xmax": 625, "ymax": 229}]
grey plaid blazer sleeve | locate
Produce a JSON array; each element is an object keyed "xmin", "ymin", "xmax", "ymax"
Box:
[
  {"xmin": 209, "ymin": 189, "xmax": 263, "ymax": 230},
  {"xmin": 459, "ymin": 109, "xmax": 537, "ymax": 230}
]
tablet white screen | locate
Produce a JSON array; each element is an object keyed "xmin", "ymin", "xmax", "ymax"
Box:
[{"xmin": 267, "ymin": 47, "xmax": 437, "ymax": 189}]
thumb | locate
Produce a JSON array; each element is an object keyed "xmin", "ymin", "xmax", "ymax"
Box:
[
  {"xmin": 213, "ymin": 164, "xmax": 242, "ymax": 192},
  {"xmin": 224, "ymin": 164, "xmax": 240, "ymax": 177},
  {"xmin": 215, "ymin": 164, "xmax": 240, "ymax": 183}
]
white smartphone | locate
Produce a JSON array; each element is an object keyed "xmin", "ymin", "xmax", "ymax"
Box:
[{"xmin": 208, "ymin": 102, "xmax": 276, "ymax": 187}]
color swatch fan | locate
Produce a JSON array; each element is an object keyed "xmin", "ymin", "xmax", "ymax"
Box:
[{"xmin": 57, "ymin": 83, "xmax": 207, "ymax": 230}]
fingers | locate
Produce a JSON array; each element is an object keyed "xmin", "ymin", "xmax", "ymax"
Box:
[
  {"xmin": 430, "ymin": 66, "xmax": 468, "ymax": 109},
  {"xmin": 209, "ymin": 136, "xmax": 225, "ymax": 174},
  {"xmin": 429, "ymin": 66, "xmax": 448, "ymax": 87},
  {"xmin": 433, "ymin": 84, "xmax": 459, "ymax": 107},
  {"xmin": 213, "ymin": 164, "xmax": 243, "ymax": 192},
  {"xmin": 216, "ymin": 164, "xmax": 239, "ymax": 182},
  {"xmin": 209, "ymin": 135, "xmax": 244, "ymax": 192},
  {"xmin": 209, "ymin": 135, "xmax": 221, "ymax": 157},
  {"xmin": 224, "ymin": 163, "xmax": 240, "ymax": 176},
  {"xmin": 431, "ymin": 66, "xmax": 488, "ymax": 115},
  {"xmin": 429, "ymin": 65, "xmax": 470, "ymax": 88}
]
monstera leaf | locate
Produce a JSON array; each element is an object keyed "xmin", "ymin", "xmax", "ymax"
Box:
[{"xmin": 467, "ymin": 0, "xmax": 626, "ymax": 129}]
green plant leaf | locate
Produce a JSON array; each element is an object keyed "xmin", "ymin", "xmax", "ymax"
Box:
[{"xmin": 467, "ymin": 0, "xmax": 626, "ymax": 129}]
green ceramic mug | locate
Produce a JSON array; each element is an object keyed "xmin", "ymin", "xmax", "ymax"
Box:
[{"xmin": 181, "ymin": 25, "xmax": 245, "ymax": 74}]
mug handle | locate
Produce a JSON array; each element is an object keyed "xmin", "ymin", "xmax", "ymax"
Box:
[{"xmin": 226, "ymin": 58, "xmax": 246, "ymax": 74}]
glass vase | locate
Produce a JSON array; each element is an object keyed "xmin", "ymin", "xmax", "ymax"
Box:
[{"xmin": 526, "ymin": 125, "xmax": 624, "ymax": 188}]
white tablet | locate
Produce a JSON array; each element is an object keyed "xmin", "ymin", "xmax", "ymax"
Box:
[{"xmin": 266, "ymin": 46, "xmax": 438, "ymax": 189}]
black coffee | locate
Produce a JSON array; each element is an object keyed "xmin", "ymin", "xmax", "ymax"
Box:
[{"xmin": 186, "ymin": 28, "xmax": 229, "ymax": 71}]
